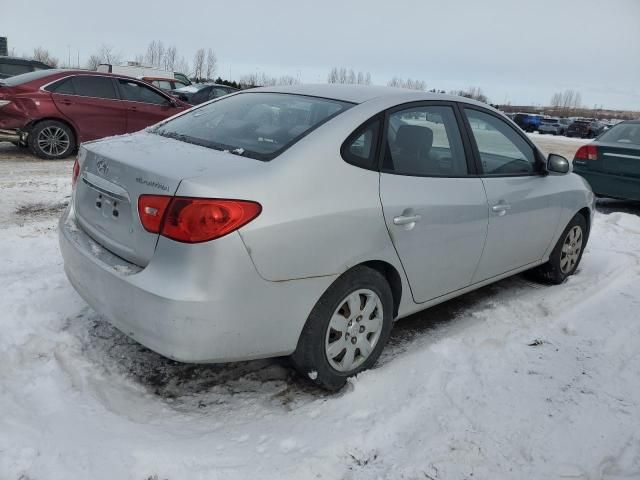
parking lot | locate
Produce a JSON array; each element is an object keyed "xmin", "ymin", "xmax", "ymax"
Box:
[{"xmin": 1, "ymin": 133, "xmax": 640, "ymax": 480}]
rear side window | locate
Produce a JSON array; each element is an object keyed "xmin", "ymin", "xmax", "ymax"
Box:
[
  {"xmin": 342, "ymin": 118, "xmax": 381, "ymax": 170},
  {"xmin": 118, "ymin": 79, "xmax": 168, "ymax": 105},
  {"xmin": 48, "ymin": 77, "xmax": 75, "ymax": 95},
  {"xmin": 154, "ymin": 92, "xmax": 352, "ymax": 161},
  {"xmin": 383, "ymin": 105, "xmax": 468, "ymax": 176},
  {"xmin": 71, "ymin": 76, "xmax": 117, "ymax": 99}
]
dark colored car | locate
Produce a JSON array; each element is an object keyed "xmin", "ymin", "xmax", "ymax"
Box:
[
  {"xmin": 513, "ymin": 113, "xmax": 542, "ymax": 132},
  {"xmin": 171, "ymin": 83, "xmax": 239, "ymax": 105},
  {"xmin": 0, "ymin": 69, "xmax": 189, "ymax": 159},
  {"xmin": 573, "ymin": 120, "xmax": 640, "ymax": 201},
  {"xmin": 566, "ymin": 119, "xmax": 605, "ymax": 138},
  {"xmin": 142, "ymin": 76, "xmax": 189, "ymax": 92},
  {"xmin": 0, "ymin": 56, "xmax": 53, "ymax": 79}
]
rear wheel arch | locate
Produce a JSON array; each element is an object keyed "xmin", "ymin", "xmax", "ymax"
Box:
[
  {"xmin": 27, "ymin": 117, "xmax": 78, "ymax": 145},
  {"xmin": 359, "ymin": 260, "xmax": 402, "ymax": 319}
]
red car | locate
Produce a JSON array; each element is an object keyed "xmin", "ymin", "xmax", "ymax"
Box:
[{"xmin": 0, "ymin": 69, "xmax": 189, "ymax": 159}]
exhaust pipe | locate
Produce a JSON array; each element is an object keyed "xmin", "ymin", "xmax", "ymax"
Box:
[{"xmin": 0, "ymin": 129, "xmax": 25, "ymax": 144}]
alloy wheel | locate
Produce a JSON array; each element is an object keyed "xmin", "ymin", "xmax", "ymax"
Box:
[
  {"xmin": 324, "ymin": 289, "xmax": 383, "ymax": 372},
  {"xmin": 37, "ymin": 126, "xmax": 70, "ymax": 157}
]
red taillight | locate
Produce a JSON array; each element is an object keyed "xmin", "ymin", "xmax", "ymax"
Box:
[
  {"xmin": 574, "ymin": 144, "xmax": 598, "ymax": 161},
  {"xmin": 138, "ymin": 195, "xmax": 172, "ymax": 233},
  {"xmin": 72, "ymin": 159, "xmax": 80, "ymax": 187},
  {"xmin": 138, "ymin": 196, "xmax": 261, "ymax": 243}
]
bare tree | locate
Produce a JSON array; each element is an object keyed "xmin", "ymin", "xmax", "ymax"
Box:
[
  {"xmin": 175, "ymin": 56, "xmax": 190, "ymax": 76},
  {"xmin": 388, "ymin": 77, "xmax": 427, "ymax": 91},
  {"xmin": 239, "ymin": 72, "xmax": 300, "ymax": 87},
  {"xmin": 98, "ymin": 44, "xmax": 121, "ymax": 65},
  {"xmin": 450, "ymin": 86, "xmax": 488, "ymax": 103},
  {"xmin": 193, "ymin": 48, "xmax": 205, "ymax": 81},
  {"xmin": 327, "ymin": 66, "xmax": 371, "ymax": 85},
  {"xmin": 32, "ymin": 47, "xmax": 59, "ymax": 67},
  {"xmin": 164, "ymin": 46, "xmax": 177, "ymax": 71},
  {"xmin": 206, "ymin": 49, "xmax": 217, "ymax": 80},
  {"xmin": 86, "ymin": 54, "xmax": 102, "ymax": 70},
  {"xmin": 85, "ymin": 44, "xmax": 121, "ymax": 70}
]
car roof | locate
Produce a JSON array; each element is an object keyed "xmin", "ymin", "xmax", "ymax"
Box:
[{"xmin": 254, "ymin": 84, "xmax": 489, "ymax": 107}]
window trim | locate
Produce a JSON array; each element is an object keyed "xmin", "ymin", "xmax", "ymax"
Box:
[
  {"xmin": 44, "ymin": 75, "xmax": 121, "ymax": 102},
  {"xmin": 340, "ymin": 114, "xmax": 384, "ymax": 171},
  {"xmin": 376, "ymin": 100, "xmax": 479, "ymax": 178},
  {"xmin": 459, "ymin": 104, "xmax": 547, "ymax": 178}
]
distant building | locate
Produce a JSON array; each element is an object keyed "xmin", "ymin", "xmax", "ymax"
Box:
[{"xmin": 0, "ymin": 37, "xmax": 7, "ymax": 56}]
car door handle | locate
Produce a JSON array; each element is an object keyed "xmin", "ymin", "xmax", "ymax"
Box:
[
  {"xmin": 393, "ymin": 214, "xmax": 421, "ymax": 225},
  {"xmin": 491, "ymin": 203, "xmax": 511, "ymax": 216}
]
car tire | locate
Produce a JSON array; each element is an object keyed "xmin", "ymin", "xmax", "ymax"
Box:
[
  {"xmin": 28, "ymin": 120, "xmax": 76, "ymax": 160},
  {"xmin": 291, "ymin": 265, "xmax": 394, "ymax": 391},
  {"xmin": 528, "ymin": 213, "xmax": 588, "ymax": 285}
]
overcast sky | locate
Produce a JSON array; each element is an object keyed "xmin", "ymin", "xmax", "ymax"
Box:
[{"xmin": 4, "ymin": 0, "xmax": 640, "ymax": 109}]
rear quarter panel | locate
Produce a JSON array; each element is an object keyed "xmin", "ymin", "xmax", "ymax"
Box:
[{"xmin": 176, "ymin": 97, "xmax": 413, "ymax": 298}]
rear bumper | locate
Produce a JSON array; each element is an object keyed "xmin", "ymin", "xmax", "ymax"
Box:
[{"xmin": 59, "ymin": 204, "xmax": 335, "ymax": 363}]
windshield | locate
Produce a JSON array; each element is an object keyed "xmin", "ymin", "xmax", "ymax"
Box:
[
  {"xmin": 542, "ymin": 118, "xmax": 559, "ymax": 123},
  {"xmin": 0, "ymin": 68, "xmax": 60, "ymax": 86},
  {"xmin": 597, "ymin": 123, "xmax": 640, "ymax": 145},
  {"xmin": 153, "ymin": 92, "xmax": 353, "ymax": 160}
]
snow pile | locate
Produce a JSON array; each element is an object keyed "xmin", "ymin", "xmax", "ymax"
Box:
[{"xmin": 1, "ymin": 154, "xmax": 640, "ymax": 479}]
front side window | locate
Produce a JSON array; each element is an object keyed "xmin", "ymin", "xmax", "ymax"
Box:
[
  {"xmin": 464, "ymin": 108, "xmax": 537, "ymax": 175},
  {"xmin": 154, "ymin": 92, "xmax": 352, "ymax": 161},
  {"xmin": 118, "ymin": 79, "xmax": 168, "ymax": 105},
  {"xmin": 383, "ymin": 105, "xmax": 468, "ymax": 176},
  {"xmin": 71, "ymin": 76, "xmax": 117, "ymax": 100}
]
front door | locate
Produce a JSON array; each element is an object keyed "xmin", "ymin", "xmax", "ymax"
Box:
[
  {"xmin": 461, "ymin": 107, "xmax": 564, "ymax": 282},
  {"xmin": 115, "ymin": 78, "xmax": 184, "ymax": 133},
  {"xmin": 379, "ymin": 103, "xmax": 489, "ymax": 303}
]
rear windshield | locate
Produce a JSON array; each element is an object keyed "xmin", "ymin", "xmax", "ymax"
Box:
[
  {"xmin": 542, "ymin": 118, "xmax": 559, "ymax": 123},
  {"xmin": 153, "ymin": 92, "xmax": 353, "ymax": 160},
  {"xmin": 597, "ymin": 123, "xmax": 640, "ymax": 145},
  {"xmin": 0, "ymin": 68, "xmax": 59, "ymax": 86}
]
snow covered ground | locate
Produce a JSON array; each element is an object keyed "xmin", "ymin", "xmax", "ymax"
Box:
[{"xmin": 1, "ymin": 138, "xmax": 640, "ymax": 480}]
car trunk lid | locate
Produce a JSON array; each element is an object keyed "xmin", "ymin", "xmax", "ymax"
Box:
[{"xmin": 74, "ymin": 131, "xmax": 262, "ymax": 266}]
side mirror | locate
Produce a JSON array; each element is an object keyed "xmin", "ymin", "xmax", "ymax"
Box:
[{"xmin": 547, "ymin": 153, "xmax": 570, "ymax": 174}]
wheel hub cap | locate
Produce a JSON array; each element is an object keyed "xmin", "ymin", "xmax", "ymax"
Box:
[
  {"xmin": 324, "ymin": 289, "xmax": 384, "ymax": 373},
  {"xmin": 560, "ymin": 225, "xmax": 583, "ymax": 274}
]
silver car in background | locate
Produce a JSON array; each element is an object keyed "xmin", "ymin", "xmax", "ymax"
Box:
[
  {"xmin": 539, "ymin": 117, "xmax": 572, "ymax": 135},
  {"xmin": 59, "ymin": 85, "xmax": 595, "ymax": 390}
]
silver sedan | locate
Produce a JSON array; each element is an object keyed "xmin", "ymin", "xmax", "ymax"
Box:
[{"xmin": 59, "ymin": 85, "xmax": 595, "ymax": 390}]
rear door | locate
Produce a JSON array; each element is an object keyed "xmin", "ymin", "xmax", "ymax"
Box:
[
  {"xmin": 461, "ymin": 106, "xmax": 563, "ymax": 282},
  {"xmin": 379, "ymin": 102, "xmax": 489, "ymax": 303},
  {"xmin": 49, "ymin": 75, "xmax": 127, "ymax": 141},
  {"xmin": 115, "ymin": 78, "xmax": 184, "ymax": 133}
]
